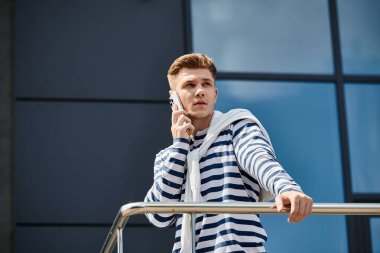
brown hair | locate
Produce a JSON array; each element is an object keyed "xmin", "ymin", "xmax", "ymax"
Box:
[{"xmin": 167, "ymin": 53, "xmax": 217, "ymax": 80}]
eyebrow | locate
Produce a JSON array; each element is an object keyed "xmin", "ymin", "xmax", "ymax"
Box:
[{"xmin": 183, "ymin": 78, "xmax": 213, "ymax": 83}]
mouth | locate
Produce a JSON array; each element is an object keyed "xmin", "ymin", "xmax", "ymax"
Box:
[{"xmin": 193, "ymin": 101, "xmax": 207, "ymax": 106}]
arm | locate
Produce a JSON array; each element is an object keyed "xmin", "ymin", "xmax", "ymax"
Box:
[
  {"xmin": 145, "ymin": 106, "xmax": 194, "ymax": 227},
  {"xmin": 232, "ymin": 119, "xmax": 313, "ymax": 222},
  {"xmin": 144, "ymin": 138, "xmax": 189, "ymax": 227}
]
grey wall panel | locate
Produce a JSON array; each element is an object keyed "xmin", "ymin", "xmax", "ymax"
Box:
[
  {"xmin": 15, "ymin": 226, "xmax": 175, "ymax": 253},
  {"xmin": 14, "ymin": 0, "xmax": 184, "ymax": 100},
  {"xmin": 15, "ymin": 101, "xmax": 174, "ymax": 224},
  {"xmin": 123, "ymin": 226, "xmax": 175, "ymax": 252},
  {"xmin": 15, "ymin": 226, "xmax": 109, "ymax": 253}
]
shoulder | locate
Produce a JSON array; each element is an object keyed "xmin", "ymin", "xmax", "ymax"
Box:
[
  {"xmin": 231, "ymin": 118, "xmax": 261, "ymax": 138},
  {"xmin": 221, "ymin": 109, "xmax": 261, "ymax": 129}
]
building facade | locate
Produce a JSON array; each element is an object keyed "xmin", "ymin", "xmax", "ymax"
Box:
[{"xmin": 0, "ymin": 0, "xmax": 379, "ymax": 252}]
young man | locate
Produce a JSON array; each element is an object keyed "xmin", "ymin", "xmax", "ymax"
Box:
[{"xmin": 145, "ymin": 53, "xmax": 313, "ymax": 253}]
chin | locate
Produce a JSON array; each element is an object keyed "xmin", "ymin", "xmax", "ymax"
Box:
[{"xmin": 190, "ymin": 110, "xmax": 213, "ymax": 119}]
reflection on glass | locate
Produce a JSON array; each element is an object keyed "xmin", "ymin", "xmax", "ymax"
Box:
[
  {"xmin": 345, "ymin": 84, "xmax": 380, "ymax": 193},
  {"xmin": 191, "ymin": 0, "xmax": 333, "ymax": 74},
  {"xmin": 215, "ymin": 80, "xmax": 347, "ymax": 252},
  {"xmin": 338, "ymin": 0, "xmax": 380, "ymax": 75},
  {"xmin": 371, "ymin": 218, "xmax": 380, "ymax": 253}
]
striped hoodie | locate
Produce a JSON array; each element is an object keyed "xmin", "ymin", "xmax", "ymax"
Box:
[{"xmin": 145, "ymin": 116, "xmax": 302, "ymax": 253}]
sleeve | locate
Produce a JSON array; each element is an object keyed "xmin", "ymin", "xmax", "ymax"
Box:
[
  {"xmin": 144, "ymin": 138, "xmax": 190, "ymax": 228},
  {"xmin": 231, "ymin": 119, "xmax": 302, "ymax": 197}
]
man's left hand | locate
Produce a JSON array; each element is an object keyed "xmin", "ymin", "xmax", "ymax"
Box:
[{"xmin": 272, "ymin": 191, "xmax": 313, "ymax": 223}]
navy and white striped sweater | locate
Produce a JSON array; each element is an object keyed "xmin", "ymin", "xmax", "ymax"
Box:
[{"xmin": 145, "ymin": 118, "xmax": 302, "ymax": 253}]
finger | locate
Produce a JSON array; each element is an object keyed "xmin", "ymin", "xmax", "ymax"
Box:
[
  {"xmin": 171, "ymin": 110, "xmax": 189, "ymax": 125},
  {"xmin": 186, "ymin": 124, "xmax": 195, "ymax": 139},
  {"xmin": 171, "ymin": 110, "xmax": 182, "ymax": 125},
  {"xmin": 288, "ymin": 197, "xmax": 299, "ymax": 223},
  {"xmin": 176, "ymin": 114, "xmax": 191, "ymax": 126},
  {"xmin": 306, "ymin": 197, "xmax": 313, "ymax": 216},
  {"xmin": 275, "ymin": 196, "xmax": 286, "ymax": 212},
  {"xmin": 179, "ymin": 123, "xmax": 194, "ymax": 138},
  {"xmin": 178, "ymin": 122, "xmax": 192, "ymax": 131},
  {"xmin": 171, "ymin": 110, "xmax": 178, "ymax": 125},
  {"xmin": 294, "ymin": 199, "xmax": 307, "ymax": 222},
  {"xmin": 275, "ymin": 196, "xmax": 283, "ymax": 212},
  {"xmin": 310, "ymin": 198, "xmax": 314, "ymax": 215}
]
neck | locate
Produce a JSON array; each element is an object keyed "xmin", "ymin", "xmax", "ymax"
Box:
[{"xmin": 191, "ymin": 112, "xmax": 214, "ymax": 136}]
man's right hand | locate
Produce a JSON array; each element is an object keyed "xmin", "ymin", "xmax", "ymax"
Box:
[{"xmin": 171, "ymin": 104, "xmax": 194, "ymax": 140}]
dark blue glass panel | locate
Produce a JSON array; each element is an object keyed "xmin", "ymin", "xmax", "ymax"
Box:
[
  {"xmin": 345, "ymin": 84, "xmax": 380, "ymax": 193},
  {"xmin": 338, "ymin": 0, "xmax": 380, "ymax": 75},
  {"xmin": 215, "ymin": 80, "xmax": 347, "ymax": 252},
  {"xmin": 191, "ymin": 0, "xmax": 333, "ymax": 74},
  {"xmin": 371, "ymin": 218, "xmax": 380, "ymax": 253}
]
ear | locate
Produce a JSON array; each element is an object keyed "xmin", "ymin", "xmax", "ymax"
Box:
[{"xmin": 214, "ymin": 87, "xmax": 218, "ymax": 102}]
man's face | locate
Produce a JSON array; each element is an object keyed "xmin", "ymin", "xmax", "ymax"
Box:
[{"xmin": 171, "ymin": 68, "xmax": 218, "ymax": 120}]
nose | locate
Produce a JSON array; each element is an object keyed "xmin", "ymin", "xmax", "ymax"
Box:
[{"xmin": 195, "ymin": 85, "xmax": 205, "ymax": 97}]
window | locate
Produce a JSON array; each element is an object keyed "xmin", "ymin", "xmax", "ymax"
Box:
[
  {"xmin": 215, "ymin": 80, "xmax": 347, "ymax": 252},
  {"xmin": 191, "ymin": 0, "xmax": 333, "ymax": 74},
  {"xmin": 371, "ymin": 218, "xmax": 380, "ymax": 253},
  {"xmin": 338, "ymin": 0, "xmax": 380, "ymax": 75},
  {"xmin": 345, "ymin": 84, "xmax": 380, "ymax": 193}
]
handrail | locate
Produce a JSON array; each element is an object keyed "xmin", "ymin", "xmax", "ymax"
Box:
[{"xmin": 100, "ymin": 202, "xmax": 380, "ymax": 253}]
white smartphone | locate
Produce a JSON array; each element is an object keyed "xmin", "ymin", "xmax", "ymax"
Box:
[{"xmin": 169, "ymin": 91, "xmax": 184, "ymax": 111}]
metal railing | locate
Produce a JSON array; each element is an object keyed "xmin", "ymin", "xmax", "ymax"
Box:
[{"xmin": 101, "ymin": 202, "xmax": 380, "ymax": 253}]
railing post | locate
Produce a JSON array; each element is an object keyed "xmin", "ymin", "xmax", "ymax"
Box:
[
  {"xmin": 117, "ymin": 228, "xmax": 123, "ymax": 253},
  {"xmin": 191, "ymin": 213, "xmax": 196, "ymax": 253}
]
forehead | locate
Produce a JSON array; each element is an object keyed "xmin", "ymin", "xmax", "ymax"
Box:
[{"xmin": 176, "ymin": 68, "xmax": 214, "ymax": 82}]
